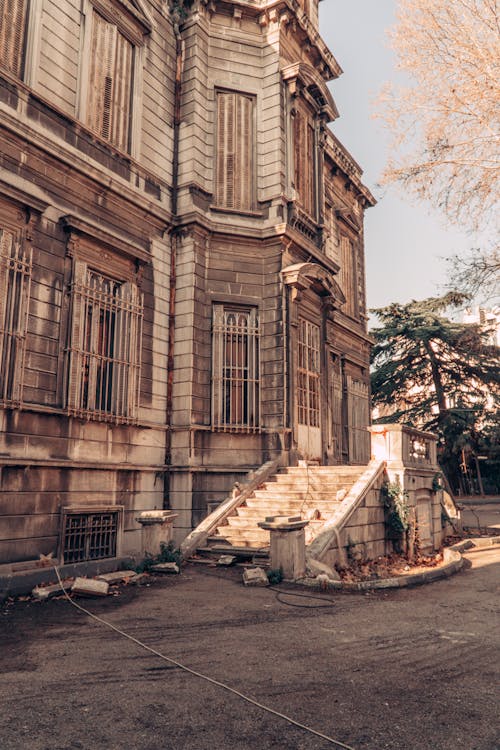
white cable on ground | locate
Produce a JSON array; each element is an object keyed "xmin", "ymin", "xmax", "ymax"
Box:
[{"xmin": 54, "ymin": 567, "xmax": 355, "ymax": 750}]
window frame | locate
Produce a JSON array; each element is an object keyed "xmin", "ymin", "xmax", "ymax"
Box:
[
  {"xmin": 0, "ymin": 222, "xmax": 32, "ymax": 407},
  {"xmin": 214, "ymin": 89, "xmax": 256, "ymax": 213},
  {"xmin": 77, "ymin": 0, "xmax": 149, "ymax": 158},
  {"xmin": 64, "ymin": 227, "xmax": 144, "ymax": 424},
  {"xmin": 339, "ymin": 234, "xmax": 359, "ymax": 319},
  {"xmin": 211, "ymin": 303, "xmax": 260, "ymax": 432},
  {"xmin": 293, "ymin": 100, "xmax": 319, "ymax": 220}
]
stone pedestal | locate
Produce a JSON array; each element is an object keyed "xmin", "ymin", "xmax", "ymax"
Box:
[
  {"xmin": 136, "ymin": 511, "xmax": 178, "ymax": 558},
  {"xmin": 258, "ymin": 515, "xmax": 309, "ymax": 580}
]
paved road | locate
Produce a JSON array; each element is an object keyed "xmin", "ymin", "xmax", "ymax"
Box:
[{"xmin": 1, "ymin": 546, "xmax": 499, "ymax": 750}]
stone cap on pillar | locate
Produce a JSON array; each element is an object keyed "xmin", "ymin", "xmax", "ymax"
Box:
[
  {"xmin": 258, "ymin": 515, "xmax": 309, "ymax": 532},
  {"xmin": 136, "ymin": 510, "xmax": 178, "ymax": 526}
]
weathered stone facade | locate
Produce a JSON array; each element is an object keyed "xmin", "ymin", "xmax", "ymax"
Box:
[{"xmin": 0, "ymin": 0, "xmax": 374, "ymax": 566}]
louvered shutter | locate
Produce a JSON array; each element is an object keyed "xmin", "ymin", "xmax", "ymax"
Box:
[
  {"xmin": 67, "ymin": 260, "xmax": 88, "ymax": 413},
  {"xmin": 306, "ymin": 121, "xmax": 314, "ymax": 214},
  {"xmin": 87, "ymin": 12, "xmax": 133, "ymax": 151},
  {"xmin": 293, "ymin": 109, "xmax": 303, "ymax": 202},
  {"xmin": 88, "ymin": 12, "xmax": 110, "ymax": 139},
  {"xmin": 216, "ymin": 92, "xmax": 253, "ymax": 210},
  {"xmin": 0, "ymin": 0, "xmax": 27, "ymax": 77},
  {"xmin": 0, "ymin": 229, "xmax": 13, "ymax": 394},
  {"xmin": 235, "ymin": 94, "xmax": 253, "ymax": 210},
  {"xmin": 111, "ymin": 31, "xmax": 133, "ymax": 152},
  {"xmin": 113, "ymin": 281, "xmax": 142, "ymax": 418},
  {"xmin": 9, "ymin": 239, "xmax": 31, "ymax": 402}
]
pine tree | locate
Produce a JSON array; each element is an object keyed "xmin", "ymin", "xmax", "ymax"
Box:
[{"xmin": 370, "ymin": 292, "xmax": 500, "ymax": 492}]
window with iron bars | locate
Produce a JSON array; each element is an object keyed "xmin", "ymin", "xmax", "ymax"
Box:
[
  {"xmin": 212, "ymin": 305, "xmax": 260, "ymax": 432},
  {"xmin": 66, "ymin": 262, "xmax": 143, "ymax": 423},
  {"xmin": 61, "ymin": 507, "xmax": 121, "ymax": 563},
  {"xmin": 0, "ymin": 227, "xmax": 32, "ymax": 406}
]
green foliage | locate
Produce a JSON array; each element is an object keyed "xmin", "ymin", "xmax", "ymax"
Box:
[
  {"xmin": 134, "ymin": 541, "xmax": 181, "ymax": 574},
  {"xmin": 370, "ymin": 292, "xmax": 500, "ymax": 491},
  {"xmin": 381, "ymin": 482, "xmax": 410, "ymax": 539},
  {"xmin": 266, "ymin": 568, "xmax": 283, "ymax": 585},
  {"xmin": 432, "ymin": 472, "xmax": 443, "ymax": 492}
]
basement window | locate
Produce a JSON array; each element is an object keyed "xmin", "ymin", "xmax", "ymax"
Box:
[{"xmin": 61, "ymin": 507, "xmax": 122, "ymax": 563}]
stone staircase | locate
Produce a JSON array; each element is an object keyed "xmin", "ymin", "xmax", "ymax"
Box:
[{"xmin": 198, "ymin": 465, "xmax": 366, "ymax": 555}]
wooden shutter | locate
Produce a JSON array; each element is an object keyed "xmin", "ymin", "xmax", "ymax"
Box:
[
  {"xmin": 347, "ymin": 376, "xmax": 370, "ymax": 464},
  {"xmin": 0, "ymin": 0, "xmax": 28, "ymax": 77},
  {"xmin": 216, "ymin": 92, "xmax": 253, "ymax": 210},
  {"xmin": 294, "ymin": 105, "xmax": 316, "ymax": 217},
  {"xmin": 111, "ymin": 30, "xmax": 133, "ymax": 152},
  {"xmin": 113, "ymin": 281, "xmax": 142, "ymax": 419},
  {"xmin": 234, "ymin": 93, "xmax": 252, "ymax": 210},
  {"xmin": 66, "ymin": 260, "xmax": 88, "ymax": 413},
  {"xmin": 0, "ymin": 229, "xmax": 14, "ymax": 391},
  {"xmin": 293, "ymin": 108, "xmax": 303, "ymax": 204},
  {"xmin": 87, "ymin": 11, "xmax": 133, "ymax": 152}
]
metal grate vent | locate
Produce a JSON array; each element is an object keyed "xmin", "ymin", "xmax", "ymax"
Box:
[{"xmin": 62, "ymin": 508, "xmax": 120, "ymax": 563}]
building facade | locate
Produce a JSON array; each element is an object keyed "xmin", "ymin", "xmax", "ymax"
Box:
[{"xmin": 0, "ymin": 0, "xmax": 374, "ymax": 567}]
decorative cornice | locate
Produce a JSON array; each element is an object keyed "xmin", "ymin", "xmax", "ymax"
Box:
[{"xmin": 61, "ymin": 215, "xmax": 150, "ymax": 264}]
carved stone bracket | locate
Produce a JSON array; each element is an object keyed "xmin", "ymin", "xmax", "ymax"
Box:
[{"xmin": 281, "ymin": 261, "xmax": 345, "ymax": 308}]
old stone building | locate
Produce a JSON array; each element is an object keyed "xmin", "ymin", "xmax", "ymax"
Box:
[{"xmin": 0, "ymin": 0, "xmax": 377, "ymax": 570}]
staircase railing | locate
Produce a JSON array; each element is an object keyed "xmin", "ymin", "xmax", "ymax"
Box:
[
  {"xmin": 179, "ymin": 459, "xmax": 280, "ymax": 560},
  {"xmin": 306, "ymin": 459, "xmax": 387, "ymax": 564}
]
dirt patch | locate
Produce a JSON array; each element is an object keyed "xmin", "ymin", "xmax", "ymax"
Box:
[{"xmin": 335, "ymin": 551, "xmax": 445, "ymax": 583}]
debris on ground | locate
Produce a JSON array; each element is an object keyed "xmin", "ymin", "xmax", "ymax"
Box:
[
  {"xmin": 242, "ymin": 567, "xmax": 269, "ymax": 586},
  {"xmin": 335, "ymin": 552, "xmax": 444, "ymax": 583},
  {"xmin": 96, "ymin": 570, "xmax": 139, "ymax": 584},
  {"xmin": 71, "ymin": 577, "xmax": 110, "ymax": 597},
  {"xmin": 217, "ymin": 555, "xmax": 237, "ymax": 566},
  {"xmin": 32, "ymin": 581, "xmax": 72, "ymax": 601},
  {"xmin": 149, "ymin": 562, "xmax": 180, "ymax": 574}
]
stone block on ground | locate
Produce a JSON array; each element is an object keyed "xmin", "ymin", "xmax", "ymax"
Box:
[
  {"xmin": 242, "ymin": 567, "xmax": 269, "ymax": 586},
  {"xmin": 96, "ymin": 570, "xmax": 138, "ymax": 584},
  {"xmin": 150, "ymin": 562, "xmax": 180, "ymax": 574},
  {"xmin": 71, "ymin": 577, "xmax": 109, "ymax": 597},
  {"xmin": 306, "ymin": 558, "xmax": 341, "ymax": 582},
  {"xmin": 32, "ymin": 581, "xmax": 70, "ymax": 600}
]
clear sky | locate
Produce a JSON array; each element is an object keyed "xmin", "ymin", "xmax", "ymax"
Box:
[{"xmin": 319, "ymin": 0, "xmax": 477, "ymax": 311}]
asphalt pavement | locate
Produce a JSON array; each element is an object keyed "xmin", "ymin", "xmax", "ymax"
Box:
[{"xmin": 1, "ymin": 544, "xmax": 499, "ymax": 750}]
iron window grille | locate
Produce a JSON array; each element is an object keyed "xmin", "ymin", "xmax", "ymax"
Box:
[
  {"xmin": 66, "ymin": 263, "xmax": 143, "ymax": 423},
  {"xmin": 61, "ymin": 507, "xmax": 122, "ymax": 564},
  {"xmin": 212, "ymin": 305, "xmax": 260, "ymax": 432},
  {"xmin": 0, "ymin": 228, "xmax": 32, "ymax": 406}
]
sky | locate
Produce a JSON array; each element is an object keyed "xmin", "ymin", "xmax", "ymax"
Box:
[{"xmin": 318, "ymin": 0, "xmax": 478, "ymax": 311}]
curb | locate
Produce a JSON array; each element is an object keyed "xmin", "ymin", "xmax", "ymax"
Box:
[{"xmin": 297, "ymin": 538, "xmax": 499, "ymax": 592}]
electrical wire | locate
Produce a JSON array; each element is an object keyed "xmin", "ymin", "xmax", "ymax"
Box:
[
  {"xmin": 53, "ymin": 567, "xmax": 355, "ymax": 750},
  {"xmin": 194, "ymin": 566, "xmax": 337, "ymax": 608}
]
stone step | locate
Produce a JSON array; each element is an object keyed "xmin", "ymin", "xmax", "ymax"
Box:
[
  {"xmin": 244, "ymin": 497, "xmax": 343, "ymax": 508},
  {"xmin": 281, "ymin": 466, "xmax": 362, "ymax": 473},
  {"xmin": 251, "ymin": 490, "xmax": 347, "ymax": 500},
  {"xmin": 213, "ymin": 527, "xmax": 270, "ymax": 545},
  {"xmin": 208, "ymin": 536, "xmax": 269, "ymax": 550},
  {"xmin": 262, "ymin": 481, "xmax": 354, "ymax": 490},
  {"xmin": 228, "ymin": 509, "xmax": 339, "ymax": 525},
  {"xmin": 197, "ymin": 545, "xmax": 269, "ymax": 559}
]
